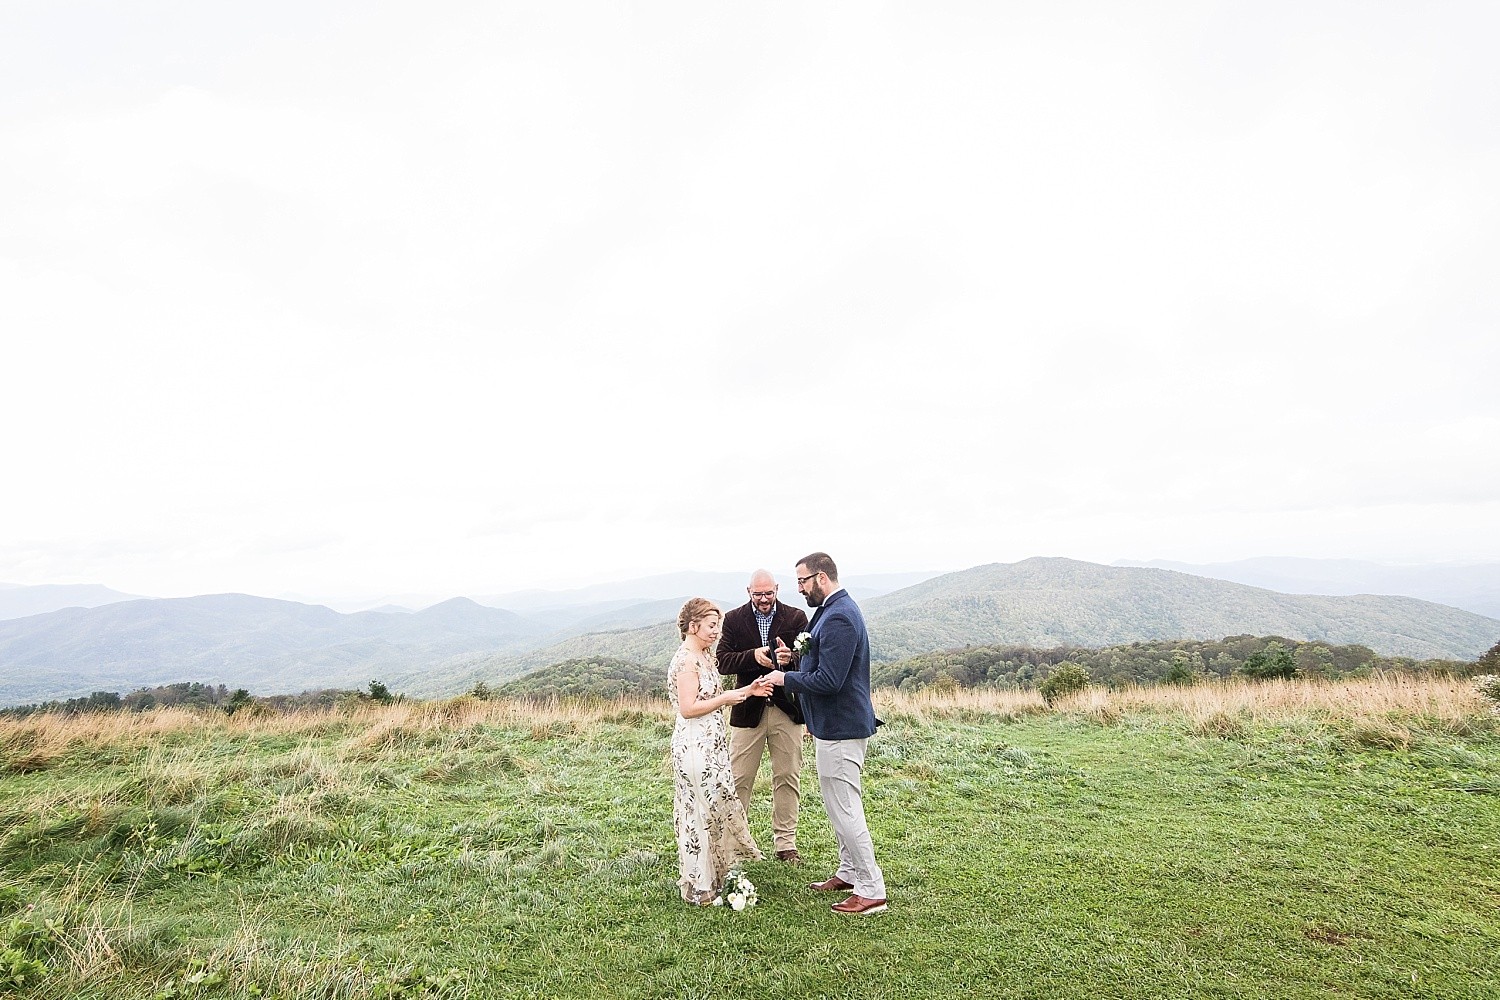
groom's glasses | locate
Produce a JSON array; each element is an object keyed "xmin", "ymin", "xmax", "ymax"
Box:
[{"xmin": 796, "ymin": 573, "xmax": 819, "ymax": 586}]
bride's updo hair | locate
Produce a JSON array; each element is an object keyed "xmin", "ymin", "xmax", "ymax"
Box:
[{"xmin": 678, "ymin": 597, "xmax": 720, "ymax": 639}]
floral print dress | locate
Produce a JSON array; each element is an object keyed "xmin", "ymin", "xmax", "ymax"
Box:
[{"xmin": 669, "ymin": 644, "xmax": 762, "ymax": 902}]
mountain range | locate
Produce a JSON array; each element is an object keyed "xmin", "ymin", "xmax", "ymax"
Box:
[
  {"xmin": 861, "ymin": 558, "xmax": 1496, "ymax": 662},
  {"xmin": 2, "ymin": 558, "xmax": 1496, "ymax": 706},
  {"xmin": 1114, "ymin": 557, "xmax": 1500, "ymax": 619},
  {"xmin": 411, "ymin": 558, "xmax": 1499, "ymax": 699},
  {"xmin": 0, "ymin": 571, "xmax": 929, "ymax": 705},
  {"xmin": 0, "ymin": 583, "xmax": 142, "ymax": 621},
  {"xmin": 0, "ymin": 596, "xmax": 543, "ymax": 706}
]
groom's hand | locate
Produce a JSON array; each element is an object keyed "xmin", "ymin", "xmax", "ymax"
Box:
[{"xmin": 764, "ymin": 670, "xmax": 786, "ymax": 687}]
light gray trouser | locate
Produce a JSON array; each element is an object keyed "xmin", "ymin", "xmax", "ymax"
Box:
[{"xmin": 814, "ymin": 736, "xmax": 886, "ymax": 899}]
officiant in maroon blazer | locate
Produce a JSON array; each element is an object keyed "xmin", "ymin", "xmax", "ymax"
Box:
[{"xmin": 717, "ymin": 569, "xmax": 810, "ymax": 863}]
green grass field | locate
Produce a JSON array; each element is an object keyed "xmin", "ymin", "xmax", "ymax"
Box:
[{"xmin": 2, "ymin": 678, "xmax": 1497, "ymax": 999}]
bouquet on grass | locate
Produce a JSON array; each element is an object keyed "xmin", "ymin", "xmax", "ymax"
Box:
[{"xmin": 714, "ymin": 866, "xmax": 759, "ymax": 911}]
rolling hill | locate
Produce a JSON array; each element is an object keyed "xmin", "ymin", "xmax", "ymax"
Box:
[
  {"xmin": 0, "ymin": 595, "xmax": 547, "ymax": 705},
  {"xmin": 447, "ymin": 558, "xmax": 1499, "ymax": 696},
  {"xmin": 1116, "ymin": 557, "xmax": 1500, "ymax": 619},
  {"xmin": 475, "ymin": 569, "xmax": 938, "ymax": 614},
  {"xmin": 415, "ymin": 622, "xmax": 682, "ymax": 700},
  {"xmin": 0, "ymin": 583, "xmax": 142, "ymax": 621},
  {"xmin": 6, "ymin": 559, "xmax": 1495, "ymax": 704},
  {"xmin": 863, "ymin": 558, "xmax": 1498, "ymax": 661}
]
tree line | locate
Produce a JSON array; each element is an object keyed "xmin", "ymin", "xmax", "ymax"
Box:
[
  {"xmin": 473, "ymin": 657, "xmax": 661, "ymax": 701},
  {"xmin": 872, "ymin": 634, "xmax": 1484, "ymax": 692},
  {"xmin": 0, "ymin": 680, "xmax": 402, "ymax": 718},
  {"xmin": 6, "ymin": 638, "xmax": 1494, "ymax": 716}
]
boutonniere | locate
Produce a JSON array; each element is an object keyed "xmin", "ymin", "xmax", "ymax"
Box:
[{"xmin": 793, "ymin": 632, "xmax": 814, "ymax": 656}]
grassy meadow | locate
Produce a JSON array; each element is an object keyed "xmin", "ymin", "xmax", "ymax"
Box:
[{"xmin": 1, "ymin": 677, "xmax": 1497, "ymax": 999}]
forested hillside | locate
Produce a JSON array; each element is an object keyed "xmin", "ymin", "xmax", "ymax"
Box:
[
  {"xmin": 486, "ymin": 657, "xmax": 664, "ymax": 700},
  {"xmin": 8, "ymin": 559, "xmax": 1494, "ymax": 705},
  {"xmin": 872, "ymin": 635, "xmax": 1470, "ymax": 691},
  {"xmin": 424, "ymin": 623, "xmax": 680, "ymax": 699},
  {"xmin": 0, "ymin": 595, "xmax": 546, "ymax": 705},
  {"xmin": 865, "ymin": 558, "xmax": 1497, "ymax": 661}
]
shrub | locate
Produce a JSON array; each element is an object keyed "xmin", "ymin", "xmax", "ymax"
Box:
[
  {"xmin": 928, "ymin": 674, "xmax": 959, "ymax": 695},
  {"xmin": 1164, "ymin": 651, "xmax": 1202, "ymax": 686},
  {"xmin": 1241, "ymin": 642, "xmax": 1297, "ymax": 680},
  {"xmin": 222, "ymin": 689, "xmax": 254, "ymax": 716},
  {"xmin": 0, "ymin": 913, "xmax": 52, "ymax": 991},
  {"xmin": 1038, "ymin": 662, "xmax": 1089, "ymax": 705},
  {"xmin": 0, "ymin": 947, "xmax": 47, "ymax": 990}
]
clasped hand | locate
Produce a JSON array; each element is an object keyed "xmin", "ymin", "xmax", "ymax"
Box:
[{"xmin": 730, "ymin": 677, "xmax": 774, "ymax": 703}]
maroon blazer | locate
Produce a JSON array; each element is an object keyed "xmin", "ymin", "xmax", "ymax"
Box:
[{"xmin": 717, "ymin": 600, "xmax": 809, "ymax": 728}]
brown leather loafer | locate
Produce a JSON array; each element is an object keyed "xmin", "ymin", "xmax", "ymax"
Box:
[
  {"xmin": 831, "ymin": 894, "xmax": 888, "ymax": 916},
  {"xmin": 776, "ymin": 849, "xmax": 802, "ymax": 865},
  {"xmin": 808, "ymin": 875, "xmax": 855, "ymax": 892}
]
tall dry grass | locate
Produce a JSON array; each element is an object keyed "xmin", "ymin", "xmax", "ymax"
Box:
[
  {"xmin": 874, "ymin": 673, "xmax": 1497, "ymax": 745},
  {"xmin": 875, "ymin": 685, "xmax": 1047, "ymax": 724},
  {"xmin": 2, "ymin": 675, "xmax": 1490, "ymax": 771},
  {"xmin": 1052, "ymin": 672, "xmax": 1493, "ymax": 742},
  {"xmin": 0, "ymin": 695, "xmax": 676, "ymax": 773}
]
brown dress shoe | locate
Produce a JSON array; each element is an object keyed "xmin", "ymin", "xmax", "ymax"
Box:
[
  {"xmin": 776, "ymin": 850, "xmax": 802, "ymax": 865},
  {"xmin": 831, "ymin": 894, "xmax": 888, "ymax": 916},
  {"xmin": 808, "ymin": 875, "xmax": 855, "ymax": 892}
]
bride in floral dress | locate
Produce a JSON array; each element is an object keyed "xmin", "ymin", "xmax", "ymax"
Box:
[{"xmin": 670, "ymin": 598, "xmax": 770, "ymax": 905}]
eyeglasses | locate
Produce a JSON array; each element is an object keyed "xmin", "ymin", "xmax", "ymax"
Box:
[
  {"xmin": 749, "ymin": 590, "xmax": 776, "ymax": 598},
  {"xmin": 796, "ymin": 573, "xmax": 820, "ymax": 586}
]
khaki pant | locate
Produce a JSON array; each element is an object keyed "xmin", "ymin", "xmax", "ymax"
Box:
[{"xmin": 729, "ymin": 704, "xmax": 803, "ymax": 853}]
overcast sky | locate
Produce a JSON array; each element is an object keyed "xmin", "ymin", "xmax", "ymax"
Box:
[{"xmin": 2, "ymin": 1, "xmax": 1496, "ymax": 601}]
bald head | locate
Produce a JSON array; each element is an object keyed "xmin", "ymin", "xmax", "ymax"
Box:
[{"xmin": 747, "ymin": 569, "xmax": 778, "ymax": 613}]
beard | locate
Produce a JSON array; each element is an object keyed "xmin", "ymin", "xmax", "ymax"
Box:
[{"xmin": 803, "ymin": 584, "xmax": 826, "ymax": 607}]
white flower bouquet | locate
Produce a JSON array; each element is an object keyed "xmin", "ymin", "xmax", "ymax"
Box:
[
  {"xmin": 712, "ymin": 866, "xmax": 759, "ymax": 911},
  {"xmin": 792, "ymin": 632, "xmax": 813, "ymax": 656}
]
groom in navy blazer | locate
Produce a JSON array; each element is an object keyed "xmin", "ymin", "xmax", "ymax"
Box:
[{"xmin": 764, "ymin": 551, "xmax": 887, "ymax": 915}]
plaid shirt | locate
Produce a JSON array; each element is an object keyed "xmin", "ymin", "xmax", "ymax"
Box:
[{"xmin": 753, "ymin": 606, "xmax": 774, "ymax": 646}]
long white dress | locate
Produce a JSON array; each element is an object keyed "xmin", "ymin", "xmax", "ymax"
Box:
[{"xmin": 668, "ymin": 643, "xmax": 762, "ymax": 902}]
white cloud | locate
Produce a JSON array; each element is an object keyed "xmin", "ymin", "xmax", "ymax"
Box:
[{"xmin": 2, "ymin": 2, "xmax": 1496, "ymax": 598}]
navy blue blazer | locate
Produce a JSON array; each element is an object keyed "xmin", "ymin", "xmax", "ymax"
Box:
[{"xmin": 781, "ymin": 589, "xmax": 880, "ymax": 740}]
